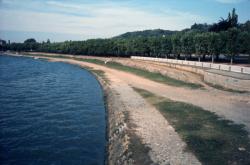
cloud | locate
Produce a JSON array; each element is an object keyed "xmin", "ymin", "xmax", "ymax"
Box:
[{"xmin": 0, "ymin": 0, "xmax": 206, "ymax": 40}]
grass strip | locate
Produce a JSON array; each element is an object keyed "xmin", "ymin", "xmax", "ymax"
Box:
[
  {"xmin": 27, "ymin": 53, "xmax": 202, "ymax": 89},
  {"xmin": 133, "ymin": 87, "xmax": 250, "ymax": 165},
  {"xmin": 204, "ymin": 82, "xmax": 248, "ymax": 93},
  {"xmin": 90, "ymin": 69, "xmax": 110, "ymax": 84}
]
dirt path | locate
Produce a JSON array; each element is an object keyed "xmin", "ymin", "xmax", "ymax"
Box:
[{"xmin": 46, "ymin": 57, "xmax": 250, "ymax": 132}]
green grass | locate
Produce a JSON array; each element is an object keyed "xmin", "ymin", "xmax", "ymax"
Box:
[
  {"xmin": 123, "ymin": 111, "xmax": 155, "ymax": 165},
  {"xmin": 205, "ymin": 82, "xmax": 248, "ymax": 94},
  {"xmin": 90, "ymin": 69, "xmax": 110, "ymax": 84},
  {"xmin": 26, "ymin": 53, "xmax": 202, "ymax": 89},
  {"xmin": 133, "ymin": 87, "xmax": 250, "ymax": 165},
  {"xmin": 128, "ymin": 132, "xmax": 155, "ymax": 165}
]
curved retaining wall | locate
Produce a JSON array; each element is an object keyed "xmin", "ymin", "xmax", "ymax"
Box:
[
  {"xmin": 204, "ymin": 70, "xmax": 250, "ymax": 92},
  {"xmin": 131, "ymin": 56, "xmax": 250, "ymax": 92},
  {"xmin": 131, "ymin": 56, "xmax": 250, "ymax": 74}
]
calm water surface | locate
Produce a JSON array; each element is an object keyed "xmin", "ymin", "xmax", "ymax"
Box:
[{"xmin": 0, "ymin": 55, "xmax": 106, "ymax": 165}]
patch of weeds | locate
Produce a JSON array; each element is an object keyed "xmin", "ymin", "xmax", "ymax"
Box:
[
  {"xmin": 128, "ymin": 133, "xmax": 156, "ymax": 165},
  {"xmin": 90, "ymin": 69, "xmax": 110, "ymax": 84},
  {"xmin": 133, "ymin": 87, "xmax": 250, "ymax": 165},
  {"xmin": 34, "ymin": 58, "xmax": 50, "ymax": 62},
  {"xmin": 126, "ymin": 111, "xmax": 156, "ymax": 165},
  {"xmin": 75, "ymin": 58, "xmax": 105, "ymax": 65},
  {"xmin": 79, "ymin": 65, "xmax": 93, "ymax": 70}
]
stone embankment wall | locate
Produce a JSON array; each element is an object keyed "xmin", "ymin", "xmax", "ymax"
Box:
[
  {"xmin": 130, "ymin": 56, "xmax": 250, "ymax": 92},
  {"xmin": 204, "ymin": 70, "xmax": 250, "ymax": 92},
  {"xmin": 96, "ymin": 77, "xmax": 132, "ymax": 165},
  {"xmin": 106, "ymin": 88, "xmax": 132, "ymax": 165}
]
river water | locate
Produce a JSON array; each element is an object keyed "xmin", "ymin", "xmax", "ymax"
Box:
[{"xmin": 0, "ymin": 55, "xmax": 106, "ymax": 165}]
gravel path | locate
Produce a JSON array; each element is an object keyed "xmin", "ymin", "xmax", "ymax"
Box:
[
  {"xmin": 47, "ymin": 57, "xmax": 201, "ymax": 164},
  {"xmin": 111, "ymin": 82, "xmax": 201, "ymax": 165}
]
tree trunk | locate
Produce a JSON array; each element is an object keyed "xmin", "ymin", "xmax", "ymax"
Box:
[
  {"xmin": 176, "ymin": 54, "xmax": 180, "ymax": 59},
  {"xmin": 202, "ymin": 54, "xmax": 206, "ymax": 61},
  {"xmin": 212, "ymin": 55, "xmax": 214, "ymax": 63},
  {"xmin": 216, "ymin": 54, "xmax": 219, "ymax": 61}
]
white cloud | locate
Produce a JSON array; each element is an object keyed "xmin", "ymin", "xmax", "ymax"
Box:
[{"xmin": 0, "ymin": 1, "xmax": 207, "ymax": 39}]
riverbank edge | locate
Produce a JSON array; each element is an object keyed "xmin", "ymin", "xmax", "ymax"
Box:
[
  {"xmin": 91, "ymin": 69, "xmax": 132, "ymax": 165},
  {"xmin": 2, "ymin": 52, "xmax": 146, "ymax": 165}
]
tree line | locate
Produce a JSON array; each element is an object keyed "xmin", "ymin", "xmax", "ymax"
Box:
[{"xmin": 1, "ymin": 9, "xmax": 250, "ymax": 63}]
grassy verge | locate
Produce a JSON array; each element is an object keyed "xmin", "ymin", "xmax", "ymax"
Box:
[
  {"xmin": 133, "ymin": 87, "xmax": 250, "ymax": 165},
  {"xmin": 123, "ymin": 111, "xmax": 155, "ymax": 165},
  {"xmin": 205, "ymin": 82, "xmax": 248, "ymax": 94},
  {"xmin": 128, "ymin": 132, "xmax": 154, "ymax": 165},
  {"xmin": 27, "ymin": 53, "xmax": 202, "ymax": 89},
  {"xmin": 90, "ymin": 69, "xmax": 110, "ymax": 84}
]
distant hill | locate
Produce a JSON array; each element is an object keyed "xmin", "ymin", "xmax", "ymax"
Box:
[
  {"xmin": 113, "ymin": 29, "xmax": 178, "ymax": 39},
  {"xmin": 113, "ymin": 20, "xmax": 250, "ymax": 40}
]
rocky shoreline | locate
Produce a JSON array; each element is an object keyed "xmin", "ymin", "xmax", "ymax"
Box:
[
  {"xmin": 93, "ymin": 69, "xmax": 154, "ymax": 165},
  {"xmin": 94, "ymin": 73, "xmax": 132, "ymax": 165}
]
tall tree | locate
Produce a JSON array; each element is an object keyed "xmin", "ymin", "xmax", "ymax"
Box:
[
  {"xmin": 207, "ymin": 32, "xmax": 221, "ymax": 63},
  {"xmin": 238, "ymin": 31, "xmax": 250, "ymax": 63},
  {"xmin": 229, "ymin": 8, "xmax": 238, "ymax": 27},
  {"xmin": 209, "ymin": 8, "xmax": 238, "ymax": 32},
  {"xmin": 24, "ymin": 38, "xmax": 38, "ymax": 51},
  {"xmin": 226, "ymin": 28, "xmax": 240, "ymax": 64},
  {"xmin": 194, "ymin": 33, "xmax": 208, "ymax": 61},
  {"xmin": 160, "ymin": 37, "xmax": 172, "ymax": 58},
  {"xmin": 171, "ymin": 34, "xmax": 182, "ymax": 59},
  {"xmin": 181, "ymin": 32, "xmax": 194, "ymax": 60}
]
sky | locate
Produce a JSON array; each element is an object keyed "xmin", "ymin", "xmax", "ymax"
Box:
[{"xmin": 0, "ymin": 0, "xmax": 249, "ymax": 42}]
